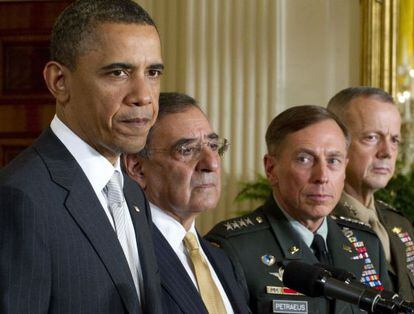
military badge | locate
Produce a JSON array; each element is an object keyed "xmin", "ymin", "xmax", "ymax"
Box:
[
  {"xmin": 341, "ymin": 226, "xmax": 384, "ymax": 290},
  {"xmin": 266, "ymin": 286, "xmax": 302, "ymax": 296},
  {"xmin": 392, "ymin": 228, "xmax": 414, "ymax": 276},
  {"xmin": 289, "ymin": 246, "xmax": 300, "ymax": 255},
  {"xmin": 269, "ymin": 267, "xmax": 284, "ymax": 281},
  {"xmin": 261, "ymin": 254, "xmax": 276, "ymax": 266}
]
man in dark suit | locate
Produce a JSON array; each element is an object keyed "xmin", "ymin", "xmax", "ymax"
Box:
[
  {"xmin": 206, "ymin": 105, "xmax": 392, "ymax": 313},
  {"xmin": 328, "ymin": 87, "xmax": 414, "ymax": 301},
  {"xmin": 0, "ymin": 1, "xmax": 164, "ymax": 313},
  {"xmin": 124, "ymin": 92, "xmax": 250, "ymax": 314}
]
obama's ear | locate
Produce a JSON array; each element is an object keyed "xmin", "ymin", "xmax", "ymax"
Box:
[{"xmin": 43, "ymin": 61, "xmax": 71, "ymax": 104}]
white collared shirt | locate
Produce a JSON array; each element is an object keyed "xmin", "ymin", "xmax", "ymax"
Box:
[
  {"xmin": 274, "ymin": 194, "xmax": 329, "ymax": 250},
  {"xmin": 50, "ymin": 115, "xmax": 143, "ymax": 301},
  {"xmin": 150, "ymin": 203, "xmax": 234, "ymax": 313}
]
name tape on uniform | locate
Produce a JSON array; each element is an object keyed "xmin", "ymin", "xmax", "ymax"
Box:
[{"xmin": 272, "ymin": 300, "xmax": 308, "ymax": 314}]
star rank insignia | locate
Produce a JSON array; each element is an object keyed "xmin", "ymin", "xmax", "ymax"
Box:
[
  {"xmin": 244, "ymin": 217, "xmax": 254, "ymax": 226},
  {"xmin": 238, "ymin": 218, "xmax": 247, "ymax": 227},
  {"xmin": 224, "ymin": 222, "xmax": 233, "ymax": 231},
  {"xmin": 343, "ymin": 201, "xmax": 358, "ymax": 217},
  {"xmin": 231, "ymin": 221, "xmax": 241, "ymax": 229}
]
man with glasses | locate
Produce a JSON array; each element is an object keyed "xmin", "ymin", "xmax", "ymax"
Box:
[
  {"xmin": 206, "ymin": 105, "xmax": 391, "ymax": 313},
  {"xmin": 124, "ymin": 92, "xmax": 250, "ymax": 314}
]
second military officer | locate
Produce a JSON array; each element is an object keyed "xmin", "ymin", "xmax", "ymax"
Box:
[{"xmin": 206, "ymin": 105, "xmax": 392, "ymax": 314}]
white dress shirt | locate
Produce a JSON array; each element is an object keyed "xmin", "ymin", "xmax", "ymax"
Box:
[
  {"xmin": 150, "ymin": 203, "xmax": 234, "ymax": 313},
  {"xmin": 50, "ymin": 115, "xmax": 143, "ymax": 301}
]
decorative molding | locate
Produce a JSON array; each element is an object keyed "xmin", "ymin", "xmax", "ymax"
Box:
[
  {"xmin": 0, "ymin": 33, "xmax": 53, "ymax": 105},
  {"xmin": 360, "ymin": 0, "xmax": 398, "ymax": 95}
]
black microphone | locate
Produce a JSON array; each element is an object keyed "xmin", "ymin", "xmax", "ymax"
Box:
[
  {"xmin": 315, "ymin": 263, "xmax": 414, "ymax": 313},
  {"xmin": 282, "ymin": 261, "xmax": 398, "ymax": 313}
]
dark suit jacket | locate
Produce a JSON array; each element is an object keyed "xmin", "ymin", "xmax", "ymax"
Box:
[
  {"xmin": 206, "ymin": 197, "xmax": 392, "ymax": 314},
  {"xmin": 0, "ymin": 128, "xmax": 162, "ymax": 314},
  {"xmin": 153, "ymin": 226, "xmax": 250, "ymax": 313}
]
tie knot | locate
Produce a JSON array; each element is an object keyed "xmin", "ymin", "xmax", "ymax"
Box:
[
  {"xmin": 311, "ymin": 234, "xmax": 327, "ymax": 253},
  {"xmin": 184, "ymin": 232, "xmax": 199, "ymax": 251},
  {"xmin": 106, "ymin": 171, "xmax": 124, "ymax": 208}
]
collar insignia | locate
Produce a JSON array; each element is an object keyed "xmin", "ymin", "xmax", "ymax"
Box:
[
  {"xmin": 342, "ymin": 244, "xmax": 353, "ymax": 253},
  {"xmin": 392, "ymin": 226, "xmax": 402, "ymax": 234},
  {"xmin": 289, "ymin": 246, "xmax": 300, "ymax": 255}
]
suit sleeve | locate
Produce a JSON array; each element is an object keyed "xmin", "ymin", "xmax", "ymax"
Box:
[{"xmin": 0, "ymin": 185, "xmax": 51, "ymax": 313}]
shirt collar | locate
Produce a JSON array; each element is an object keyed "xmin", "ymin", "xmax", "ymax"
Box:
[
  {"xmin": 274, "ymin": 193, "xmax": 328, "ymax": 248},
  {"xmin": 341, "ymin": 191, "xmax": 377, "ymax": 223},
  {"xmin": 50, "ymin": 115, "xmax": 120, "ymax": 194},
  {"xmin": 150, "ymin": 202, "xmax": 196, "ymax": 251}
]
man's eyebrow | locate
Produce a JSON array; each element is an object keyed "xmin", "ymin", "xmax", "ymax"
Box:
[
  {"xmin": 172, "ymin": 137, "xmax": 198, "ymax": 148},
  {"xmin": 207, "ymin": 133, "xmax": 219, "ymax": 140},
  {"xmin": 327, "ymin": 151, "xmax": 346, "ymax": 157},
  {"xmin": 296, "ymin": 148, "xmax": 345, "ymax": 158},
  {"xmin": 149, "ymin": 63, "xmax": 165, "ymax": 71},
  {"xmin": 100, "ymin": 62, "xmax": 134, "ymax": 71}
]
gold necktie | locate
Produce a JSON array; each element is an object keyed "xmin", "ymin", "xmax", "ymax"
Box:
[{"xmin": 183, "ymin": 232, "xmax": 227, "ymax": 314}]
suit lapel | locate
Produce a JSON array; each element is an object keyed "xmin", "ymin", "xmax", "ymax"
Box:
[
  {"xmin": 35, "ymin": 129, "xmax": 140, "ymax": 313},
  {"xmin": 153, "ymin": 227, "xmax": 207, "ymax": 313},
  {"xmin": 123, "ymin": 176, "xmax": 162, "ymax": 313},
  {"xmin": 200, "ymin": 236, "xmax": 246, "ymax": 313}
]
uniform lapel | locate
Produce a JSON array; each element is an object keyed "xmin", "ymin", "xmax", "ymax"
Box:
[
  {"xmin": 327, "ymin": 217, "xmax": 364, "ymax": 276},
  {"xmin": 35, "ymin": 129, "xmax": 140, "ymax": 313},
  {"xmin": 262, "ymin": 197, "xmax": 316, "ymax": 264}
]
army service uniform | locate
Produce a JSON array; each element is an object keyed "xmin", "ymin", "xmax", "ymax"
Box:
[
  {"xmin": 335, "ymin": 194, "xmax": 414, "ymax": 301},
  {"xmin": 206, "ymin": 197, "xmax": 392, "ymax": 314}
]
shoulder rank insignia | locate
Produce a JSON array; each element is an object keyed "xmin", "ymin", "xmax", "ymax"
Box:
[
  {"xmin": 338, "ymin": 215, "xmax": 370, "ymax": 228},
  {"xmin": 343, "ymin": 201, "xmax": 358, "ymax": 217},
  {"xmin": 377, "ymin": 199, "xmax": 397, "ymax": 211},
  {"xmin": 223, "ymin": 217, "xmax": 255, "ymax": 231}
]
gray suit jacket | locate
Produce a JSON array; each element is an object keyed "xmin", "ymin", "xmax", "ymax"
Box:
[{"xmin": 0, "ymin": 128, "xmax": 162, "ymax": 314}]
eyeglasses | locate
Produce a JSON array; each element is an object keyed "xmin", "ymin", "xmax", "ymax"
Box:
[{"xmin": 148, "ymin": 137, "xmax": 230, "ymax": 162}]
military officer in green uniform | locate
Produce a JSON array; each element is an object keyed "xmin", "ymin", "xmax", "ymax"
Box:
[
  {"xmin": 206, "ymin": 105, "xmax": 392, "ymax": 313},
  {"xmin": 328, "ymin": 86, "xmax": 414, "ymax": 301}
]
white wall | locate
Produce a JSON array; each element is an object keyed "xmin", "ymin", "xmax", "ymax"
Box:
[{"xmin": 138, "ymin": 0, "xmax": 361, "ymax": 233}]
